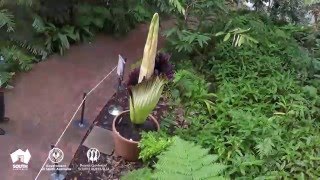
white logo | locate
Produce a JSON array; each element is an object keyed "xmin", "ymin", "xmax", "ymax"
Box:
[
  {"xmin": 48, "ymin": 148, "xmax": 64, "ymax": 163},
  {"xmin": 87, "ymin": 148, "xmax": 100, "ymax": 163},
  {"xmin": 10, "ymin": 149, "xmax": 31, "ymax": 170}
]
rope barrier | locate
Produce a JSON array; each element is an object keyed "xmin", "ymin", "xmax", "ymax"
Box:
[{"xmin": 34, "ymin": 65, "xmax": 117, "ymax": 180}]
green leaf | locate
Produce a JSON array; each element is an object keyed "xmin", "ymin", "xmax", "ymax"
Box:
[
  {"xmin": 238, "ymin": 35, "xmax": 244, "ymax": 47},
  {"xmin": 129, "ymin": 76, "xmax": 167, "ymax": 124},
  {"xmin": 245, "ymin": 35, "xmax": 259, "ymax": 44},
  {"xmin": 223, "ymin": 33, "xmax": 231, "ymax": 42},
  {"xmin": 215, "ymin": 31, "xmax": 225, "ymax": 36}
]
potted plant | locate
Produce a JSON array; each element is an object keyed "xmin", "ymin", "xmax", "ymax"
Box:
[{"xmin": 112, "ymin": 13, "xmax": 174, "ymax": 161}]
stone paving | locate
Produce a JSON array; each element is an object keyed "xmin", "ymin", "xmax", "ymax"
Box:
[{"xmin": 0, "ymin": 21, "xmax": 169, "ymax": 180}]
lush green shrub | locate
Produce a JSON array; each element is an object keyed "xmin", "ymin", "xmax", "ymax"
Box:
[
  {"xmin": 172, "ymin": 69, "xmax": 215, "ymax": 115},
  {"xmin": 33, "ymin": 18, "xmax": 81, "ymax": 55},
  {"xmin": 163, "ymin": 11, "xmax": 320, "ymax": 179}
]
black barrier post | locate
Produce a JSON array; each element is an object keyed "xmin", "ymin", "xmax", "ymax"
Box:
[
  {"xmin": 79, "ymin": 92, "xmax": 87, "ymax": 127},
  {"xmin": 73, "ymin": 92, "xmax": 89, "ymax": 129}
]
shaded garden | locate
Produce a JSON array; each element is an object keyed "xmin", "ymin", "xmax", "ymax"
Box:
[{"xmin": 1, "ymin": 0, "xmax": 320, "ymax": 179}]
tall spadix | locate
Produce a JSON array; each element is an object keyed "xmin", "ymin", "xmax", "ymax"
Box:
[{"xmin": 138, "ymin": 13, "xmax": 159, "ymax": 83}]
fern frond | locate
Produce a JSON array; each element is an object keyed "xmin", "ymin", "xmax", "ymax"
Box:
[
  {"xmin": 139, "ymin": 131, "xmax": 172, "ymax": 162},
  {"xmin": 121, "ymin": 168, "xmax": 152, "ymax": 180},
  {"xmin": 0, "ymin": 9, "xmax": 15, "ymax": 32},
  {"xmin": 255, "ymin": 138, "xmax": 275, "ymax": 158},
  {"xmin": 153, "ymin": 137, "xmax": 227, "ymax": 180},
  {"xmin": 122, "ymin": 137, "xmax": 226, "ymax": 180}
]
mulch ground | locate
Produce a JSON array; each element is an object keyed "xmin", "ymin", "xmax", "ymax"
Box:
[{"xmin": 65, "ymin": 88, "xmax": 168, "ymax": 180}]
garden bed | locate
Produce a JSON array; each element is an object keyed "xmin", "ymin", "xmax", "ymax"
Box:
[{"xmin": 65, "ymin": 89, "xmax": 168, "ymax": 179}]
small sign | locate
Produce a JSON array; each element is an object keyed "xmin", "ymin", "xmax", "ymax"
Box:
[{"xmin": 117, "ymin": 55, "xmax": 126, "ymax": 77}]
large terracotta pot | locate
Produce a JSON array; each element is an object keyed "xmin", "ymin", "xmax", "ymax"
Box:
[{"xmin": 112, "ymin": 110, "xmax": 160, "ymax": 161}]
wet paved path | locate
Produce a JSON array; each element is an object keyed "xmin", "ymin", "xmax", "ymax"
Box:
[{"xmin": 0, "ymin": 22, "xmax": 168, "ymax": 180}]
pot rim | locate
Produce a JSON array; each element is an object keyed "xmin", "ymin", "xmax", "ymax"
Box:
[{"xmin": 112, "ymin": 110, "xmax": 160, "ymax": 144}]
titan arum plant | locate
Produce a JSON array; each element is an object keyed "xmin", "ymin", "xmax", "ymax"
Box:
[{"xmin": 128, "ymin": 13, "xmax": 170, "ymax": 125}]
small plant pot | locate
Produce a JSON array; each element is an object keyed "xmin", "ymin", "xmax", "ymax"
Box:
[{"xmin": 112, "ymin": 110, "xmax": 160, "ymax": 161}]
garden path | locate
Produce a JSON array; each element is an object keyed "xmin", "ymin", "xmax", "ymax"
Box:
[{"xmin": 0, "ymin": 22, "xmax": 169, "ymax": 180}]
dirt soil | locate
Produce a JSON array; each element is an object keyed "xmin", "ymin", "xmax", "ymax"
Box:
[{"xmin": 115, "ymin": 112, "xmax": 158, "ymax": 141}]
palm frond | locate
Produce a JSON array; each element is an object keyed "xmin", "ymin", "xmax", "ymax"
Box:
[
  {"xmin": 32, "ymin": 15, "xmax": 45, "ymax": 32},
  {"xmin": 1, "ymin": 46, "xmax": 35, "ymax": 71},
  {"xmin": 129, "ymin": 76, "xmax": 167, "ymax": 124},
  {"xmin": 10, "ymin": 38, "xmax": 48, "ymax": 59}
]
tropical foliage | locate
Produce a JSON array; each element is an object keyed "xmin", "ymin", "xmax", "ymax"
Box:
[{"xmin": 0, "ymin": 0, "xmax": 155, "ymax": 88}]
